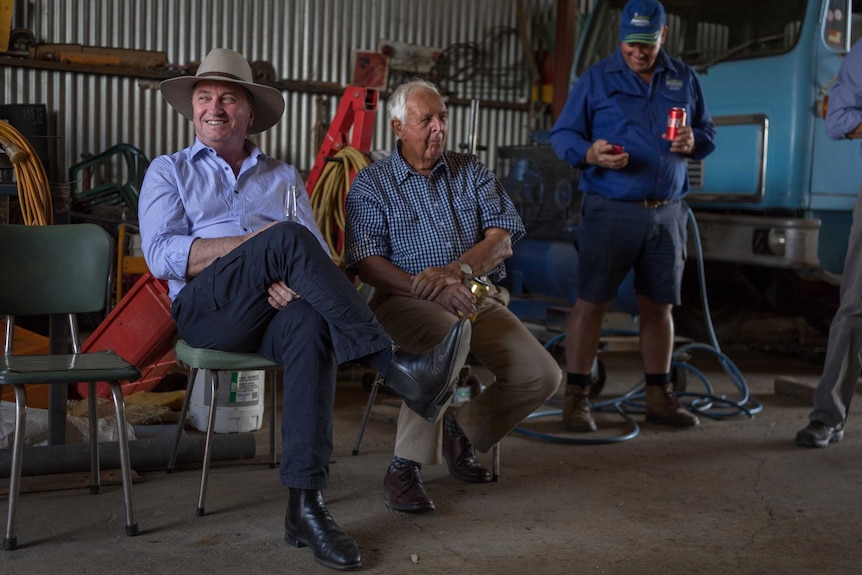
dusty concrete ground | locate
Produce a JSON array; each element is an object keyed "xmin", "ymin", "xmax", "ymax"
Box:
[{"xmin": 1, "ymin": 344, "xmax": 860, "ymax": 575}]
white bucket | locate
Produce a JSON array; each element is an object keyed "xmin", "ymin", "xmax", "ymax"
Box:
[{"xmin": 189, "ymin": 370, "xmax": 265, "ymax": 433}]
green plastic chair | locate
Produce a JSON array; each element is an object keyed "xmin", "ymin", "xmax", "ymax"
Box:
[
  {"xmin": 0, "ymin": 223, "xmax": 141, "ymax": 550},
  {"xmin": 168, "ymin": 340, "xmax": 280, "ymax": 516},
  {"xmin": 68, "ymin": 143, "xmax": 149, "ymax": 220}
]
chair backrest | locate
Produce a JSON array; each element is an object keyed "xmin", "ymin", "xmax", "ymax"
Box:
[
  {"xmin": 0, "ymin": 223, "xmax": 112, "ymax": 316},
  {"xmin": 68, "ymin": 143, "xmax": 150, "ymax": 218}
]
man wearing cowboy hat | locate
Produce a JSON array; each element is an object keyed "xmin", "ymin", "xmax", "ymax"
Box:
[{"xmin": 139, "ymin": 47, "xmax": 473, "ymax": 571}]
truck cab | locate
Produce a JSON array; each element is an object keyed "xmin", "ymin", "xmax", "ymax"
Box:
[{"xmin": 574, "ymin": 0, "xmax": 862, "ymax": 275}]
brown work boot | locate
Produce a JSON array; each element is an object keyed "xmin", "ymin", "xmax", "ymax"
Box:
[
  {"xmin": 563, "ymin": 384, "xmax": 597, "ymax": 432},
  {"xmin": 645, "ymin": 383, "xmax": 699, "ymax": 427}
]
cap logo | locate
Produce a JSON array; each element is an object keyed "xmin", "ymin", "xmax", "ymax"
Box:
[{"xmin": 630, "ymin": 14, "xmax": 652, "ymax": 27}]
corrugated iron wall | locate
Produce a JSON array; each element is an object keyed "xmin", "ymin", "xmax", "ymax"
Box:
[{"xmin": 2, "ymin": 0, "xmax": 567, "ymax": 184}]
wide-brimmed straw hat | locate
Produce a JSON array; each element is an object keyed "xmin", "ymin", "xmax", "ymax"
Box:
[{"xmin": 160, "ymin": 48, "xmax": 285, "ymax": 134}]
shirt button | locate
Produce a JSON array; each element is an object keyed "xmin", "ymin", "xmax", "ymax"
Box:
[{"xmin": 234, "ymin": 189, "xmax": 239, "ymax": 194}]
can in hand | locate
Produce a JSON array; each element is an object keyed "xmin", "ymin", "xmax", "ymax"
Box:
[
  {"xmin": 663, "ymin": 107, "xmax": 686, "ymax": 140},
  {"xmin": 457, "ymin": 278, "xmax": 491, "ymax": 321}
]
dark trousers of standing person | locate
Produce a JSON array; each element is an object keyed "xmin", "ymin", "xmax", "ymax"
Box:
[
  {"xmin": 810, "ymin": 187, "xmax": 862, "ymax": 427},
  {"xmin": 171, "ymin": 222, "xmax": 395, "ymax": 489}
]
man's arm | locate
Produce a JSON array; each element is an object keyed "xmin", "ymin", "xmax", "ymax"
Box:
[
  {"xmin": 451, "ymin": 227, "xmax": 512, "ymax": 279},
  {"xmin": 356, "ymin": 255, "xmax": 414, "ymax": 297},
  {"xmin": 826, "ymin": 40, "xmax": 862, "ymax": 141},
  {"xmin": 411, "ymin": 227, "xmax": 512, "ymax": 300},
  {"xmin": 185, "ymin": 222, "xmax": 276, "ymax": 278}
]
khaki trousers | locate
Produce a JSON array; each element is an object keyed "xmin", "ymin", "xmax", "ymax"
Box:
[{"xmin": 370, "ymin": 285, "xmax": 561, "ymax": 464}]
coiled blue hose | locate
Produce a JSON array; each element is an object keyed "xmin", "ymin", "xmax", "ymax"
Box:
[{"xmin": 512, "ymin": 206, "xmax": 762, "ymax": 444}]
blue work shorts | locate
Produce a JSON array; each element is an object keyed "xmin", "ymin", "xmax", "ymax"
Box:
[{"xmin": 575, "ymin": 194, "xmax": 687, "ymax": 305}]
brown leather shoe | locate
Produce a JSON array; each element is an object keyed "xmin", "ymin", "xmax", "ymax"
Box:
[
  {"xmin": 645, "ymin": 383, "xmax": 699, "ymax": 427},
  {"xmin": 383, "ymin": 465, "xmax": 435, "ymax": 513},
  {"xmin": 442, "ymin": 417, "xmax": 492, "ymax": 483}
]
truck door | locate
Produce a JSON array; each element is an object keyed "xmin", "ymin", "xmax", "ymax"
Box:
[{"xmin": 810, "ymin": 0, "xmax": 862, "ymax": 273}]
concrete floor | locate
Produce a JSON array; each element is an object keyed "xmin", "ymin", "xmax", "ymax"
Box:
[{"xmin": 1, "ymin": 344, "xmax": 861, "ymax": 575}]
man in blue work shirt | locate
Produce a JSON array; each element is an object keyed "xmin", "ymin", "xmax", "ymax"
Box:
[
  {"xmin": 796, "ymin": 37, "xmax": 862, "ymax": 448},
  {"xmin": 549, "ymin": 0, "xmax": 715, "ymax": 433}
]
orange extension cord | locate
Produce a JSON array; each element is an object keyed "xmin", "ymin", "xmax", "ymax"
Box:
[{"xmin": 0, "ymin": 120, "xmax": 53, "ymax": 226}]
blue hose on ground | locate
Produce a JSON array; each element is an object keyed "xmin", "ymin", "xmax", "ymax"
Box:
[{"xmin": 512, "ymin": 206, "xmax": 762, "ymax": 445}]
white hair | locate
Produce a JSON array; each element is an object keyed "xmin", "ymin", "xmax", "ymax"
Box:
[{"xmin": 388, "ymin": 80, "xmax": 442, "ymax": 123}]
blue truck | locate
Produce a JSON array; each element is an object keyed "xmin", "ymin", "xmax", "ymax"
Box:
[{"xmin": 503, "ymin": 0, "xmax": 862, "ymax": 328}]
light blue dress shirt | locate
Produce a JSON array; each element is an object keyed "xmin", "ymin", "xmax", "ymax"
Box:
[
  {"xmin": 826, "ymin": 38, "xmax": 862, "ymax": 148},
  {"xmin": 139, "ymin": 138, "xmax": 329, "ymax": 300}
]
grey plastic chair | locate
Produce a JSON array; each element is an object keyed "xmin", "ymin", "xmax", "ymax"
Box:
[
  {"xmin": 0, "ymin": 223, "xmax": 141, "ymax": 550},
  {"xmin": 168, "ymin": 340, "xmax": 280, "ymax": 516}
]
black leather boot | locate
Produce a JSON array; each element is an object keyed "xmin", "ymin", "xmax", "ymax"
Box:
[
  {"xmin": 284, "ymin": 488, "xmax": 362, "ymax": 571},
  {"xmin": 384, "ymin": 318, "xmax": 472, "ymax": 422}
]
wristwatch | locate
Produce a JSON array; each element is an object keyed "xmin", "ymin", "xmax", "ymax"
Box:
[{"xmin": 457, "ymin": 260, "xmax": 473, "ymax": 280}]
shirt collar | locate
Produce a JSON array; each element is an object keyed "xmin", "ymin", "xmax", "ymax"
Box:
[
  {"xmin": 607, "ymin": 46, "xmax": 675, "ymax": 76},
  {"xmin": 188, "ymin": 137, "xmax": 267, "ymax": 162}
]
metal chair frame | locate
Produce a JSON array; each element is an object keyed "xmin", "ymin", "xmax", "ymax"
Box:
[
  {"xmin": 168, "ymin": 339, "xmax": 280, "ymax": 516},
  {"xmin": 353, "ymin": 369, "xmax": 501, "ymax": 481},
  {"xmin": 0, "ymin": 223, "xmax": 140, "ymax": 550}
]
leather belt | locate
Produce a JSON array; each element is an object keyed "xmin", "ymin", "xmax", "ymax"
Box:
[{"xmin": 627, "ymin": 198, "xmax": 672, "ymax": 208}]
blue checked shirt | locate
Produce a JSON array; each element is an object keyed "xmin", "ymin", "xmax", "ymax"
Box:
[{"xmin": 344, "ymin": 142, "xmax": 525, "ymax": 283}]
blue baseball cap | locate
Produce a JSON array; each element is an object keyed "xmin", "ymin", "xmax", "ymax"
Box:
[{"xmin": 618, "ymin": 0, "xmax": 666, "ymax": 45}]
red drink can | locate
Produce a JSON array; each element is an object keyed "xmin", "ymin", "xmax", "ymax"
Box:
[{"xmin": 664, "ymin": 107, "xmax": 686, "ymax": 140}]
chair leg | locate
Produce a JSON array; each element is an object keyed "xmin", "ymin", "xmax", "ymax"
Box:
[
  {"xmin": 197, "ymin": 369, "xmax": 219, "ymax": 516},
  {"xmin": 168, "ymin": 367, "xmax": 197, "ymax": 472},
  {"xmin": 87, "ymin": 382, "xmax": 100, "ymax": 495},
  {"xmin": 352, "ymin": 374, "xmax": 381, "ymax": 456},
  {"xmin": 3, "ymin": 385, "xmax": 26, "ymax": 551},
  {"xmin": 268, "ymin": 369, "xmax": 277, "ymax": 468},
  {"xmin": 108, "ymin": 381, "xmax": 139, "ymax": 536}
]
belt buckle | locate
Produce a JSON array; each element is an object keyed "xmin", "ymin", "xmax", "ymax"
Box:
[{"xmin": 642, "ymin": 199, "xmax": 668, "ymax": 208}]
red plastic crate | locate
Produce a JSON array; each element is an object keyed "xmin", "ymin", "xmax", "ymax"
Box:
[{"xmin": 76, "ymin": 272, "xmax": 177, "ymax": 398}]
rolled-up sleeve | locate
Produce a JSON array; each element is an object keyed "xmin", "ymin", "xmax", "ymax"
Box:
[
  {"xmin": 344, "ymin": 168, "xmax": 391, "ymax": 275},
  {"xmin": 139, "ymin": 155, "xmax": 196, "ymax": 281},
  {"xmin": 473, "ymin": 159, "xmax": 525, "ymax": 244}
]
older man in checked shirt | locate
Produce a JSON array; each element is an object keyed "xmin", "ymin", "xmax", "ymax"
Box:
[{"xmin": 345, "ymin": 80, "xmax": 561, "ymax": 513}]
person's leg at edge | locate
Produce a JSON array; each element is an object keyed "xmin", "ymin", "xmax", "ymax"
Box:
[{"xmin": 798, "ymin": 186, "xmax": 862, "ymax": 447}]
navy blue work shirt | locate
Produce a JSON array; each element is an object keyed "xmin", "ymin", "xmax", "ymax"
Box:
[{"xmin": 549, "ymin": 47, "xmax": 716, "ymax": 202}]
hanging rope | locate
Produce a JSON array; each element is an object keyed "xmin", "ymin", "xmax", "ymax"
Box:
[
  {"xmin": 309, "ymin": 146, "xmax": 371, "ymax": 267},
  {"xmin": 0, "ymin": 120, "xmax": 53, "ymax": 226}
]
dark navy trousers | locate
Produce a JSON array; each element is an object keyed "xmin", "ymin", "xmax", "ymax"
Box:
[{"xmin": 171, "ymin": 222, "xmax": 393, "ymax": 489}]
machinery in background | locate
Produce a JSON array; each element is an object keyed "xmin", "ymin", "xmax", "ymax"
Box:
[{"xmin": 497, "ymin": 144, "xmax": 639, "ymax": 334}]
